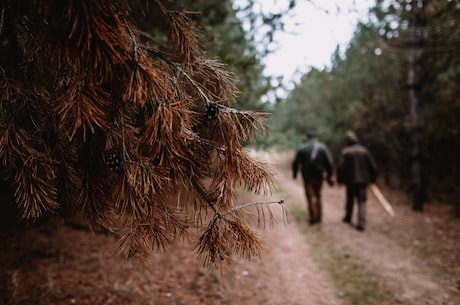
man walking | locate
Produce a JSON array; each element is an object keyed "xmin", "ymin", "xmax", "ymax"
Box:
[
  {"xmin": 293, "ymin": 131, "xmax": 334, "ymax": 225},
  {"xmin": 337, "ymin": 131, "xmax": 378, "ymax": 231}
]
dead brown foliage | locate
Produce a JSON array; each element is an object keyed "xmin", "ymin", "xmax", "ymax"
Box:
[{"xmin": 0, "ymin": 0, "xmax": 282, "ymax": 265}]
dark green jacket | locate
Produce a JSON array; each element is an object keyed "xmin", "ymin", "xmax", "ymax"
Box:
[{"xmin": 293, "ymin": 140, "xmax": 334, "ymax": 181}]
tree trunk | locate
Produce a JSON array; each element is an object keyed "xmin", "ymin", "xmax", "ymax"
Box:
[{"xmin": 407, "ymin": 0, "xmax": 426, "ymax": 211}]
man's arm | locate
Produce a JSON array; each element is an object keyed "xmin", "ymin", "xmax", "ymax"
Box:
[
  {"xmin": 292, "ymin": 152, "xmax": 300, "ymax": 179},
  {"xmin": 324, "ymin": 146, "xmax": 334, "ymax": 177},
  {"xmin": 320, "ymin": 144, "xmax": 335, "ymax": 186}
]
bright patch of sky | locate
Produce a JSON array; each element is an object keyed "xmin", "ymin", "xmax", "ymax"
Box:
[{"xmin": 234, "ymin": 0, "xmax": 374, "ymax": 93}]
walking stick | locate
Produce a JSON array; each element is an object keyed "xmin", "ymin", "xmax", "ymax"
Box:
[{"xmin": 370, "ymin": 184, "xmax": 395, "ymax": 217}]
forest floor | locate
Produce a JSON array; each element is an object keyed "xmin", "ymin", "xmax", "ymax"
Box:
[{"xmin": 0, "ymin": 151, "xmax": 459, "ymax": 305}]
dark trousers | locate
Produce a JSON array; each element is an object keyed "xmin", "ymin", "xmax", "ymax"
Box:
[
  {"xmin": 344, "ymin": 183, "xmax": 368, "ymax": 228},
  {"xmin": 303, "ymin": 179, "xmax": 323, "ymax": 222}
]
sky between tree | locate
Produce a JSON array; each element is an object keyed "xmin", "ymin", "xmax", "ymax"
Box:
[{"xmin": 236, "ymin": 0, "xmax": 374, "ymax": 91}]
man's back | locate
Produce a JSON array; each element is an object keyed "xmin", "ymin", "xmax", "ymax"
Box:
[
  {"xmin": 339, "ymin": 144, "xmax": 377, "ymax": 184},
  {"xmin": 293, "ymin": 140, "xmax": 333, "ymax": 181}
]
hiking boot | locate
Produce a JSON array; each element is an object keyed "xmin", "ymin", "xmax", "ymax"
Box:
[
  {"xmin": 356, "ymin": 225, "xmax": 365, "ymax": 231},
  {"xmin": 342, "ymin": 217, "xmax": 351, "ymax": 224}
]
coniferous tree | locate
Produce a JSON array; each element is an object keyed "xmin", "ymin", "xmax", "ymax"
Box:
[
  {"xmin": 183, "ymin": 0, "xmax": 272, "ymax": 111},
  {"xmin": 0, "ymin": 0, "xmax": 282, "ymax": 265},
  {"xmin": 269, "ymin": 0, "xmax": 460, "ymax": 210}
]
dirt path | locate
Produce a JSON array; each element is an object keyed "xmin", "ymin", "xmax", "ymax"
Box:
[
  {"xmin": 1, "ymin": 151, "xmax": 459, "ymax": 305},
  {"xmin": 259, "ymin": 151, "xmax": 460, "ymax": 305}
]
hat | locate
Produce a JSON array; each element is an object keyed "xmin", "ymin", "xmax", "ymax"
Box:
[
  {"xmin": 345, "ymin": 131, "xmax": 358, "ymax": 144},
  {"xmin": 307, "ymin": 131, "xmax": 317, "ymax": 139}
]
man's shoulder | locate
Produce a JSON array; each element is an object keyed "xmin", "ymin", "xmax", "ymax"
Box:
[
  {"xmin": 317, "ymin": 141, "xmax": 330, "ymax": 149},
  {"xmin": 343, "ymin": 144, "xmax": 368, "ymax": 154},
  {"xmin": 298, "ymin": 142, "xmax": 314, "ymax": 151}
]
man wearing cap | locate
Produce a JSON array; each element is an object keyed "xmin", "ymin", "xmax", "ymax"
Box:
[
  {"xmin": 292, "ymin": 131, "xmax": 335, "ymax": 225},
  {"xmin": 337, "ymin": 131, "xmax": 378, "ymax": 231}
]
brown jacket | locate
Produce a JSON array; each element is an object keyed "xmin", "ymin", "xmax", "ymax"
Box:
[{"xmin": 337, "ymin": 143, "xmax": 377, "ymax": 185}]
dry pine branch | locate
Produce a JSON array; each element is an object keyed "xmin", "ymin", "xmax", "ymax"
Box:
[{"xmin": 0, "ymin": 0, "xmax": 283, "ymax": 266}]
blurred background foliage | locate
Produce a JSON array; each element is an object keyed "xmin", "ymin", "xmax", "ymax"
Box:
[{"xmin": 183, "ymin": 0, "xmax": 459, "ymax": 210}]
